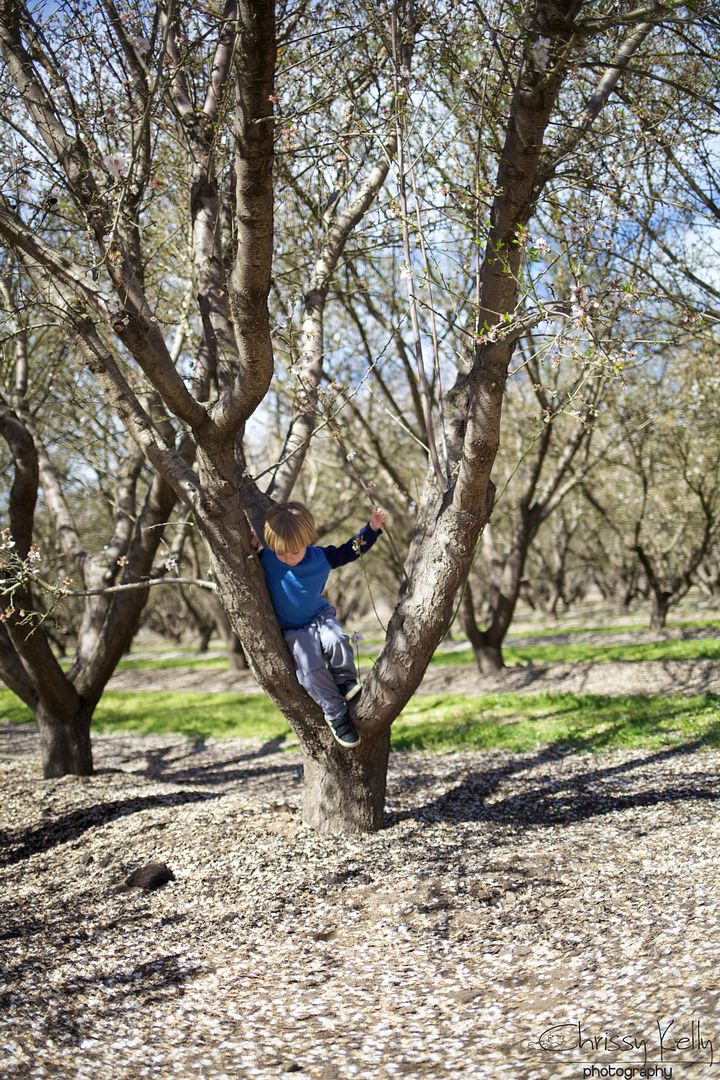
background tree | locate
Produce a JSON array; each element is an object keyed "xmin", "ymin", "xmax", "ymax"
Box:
[
  {"xmin": 0, "ymin": 265, "xmax": 183, "ymax": 773},
  {"xmin": 582, "ymin": 344, "xmax": 720, "ymax": 629}
]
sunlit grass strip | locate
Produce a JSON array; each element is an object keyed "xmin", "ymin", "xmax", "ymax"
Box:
[
  {"xmin": 504, "ymin": 617, "xmax": 720, "ymax": 639},
  {"xmin": 357, "ymin": 636, "xmax": 720, "ymax": 667},
  {"xmin": 0, "ymin": 691, "xmax": 287, "ymax": 742},
  {"xmin": 115, "ymin": 656, "xmax": 231, "ymax": 672},
  {"xmin": 430, "ymin": 638, "xmax": 720, "ymax": 666},
  {"xmin": 391, "ymin": 692, "xmax": 720, "ymax": 752},
  {"xmin": 2, "ymin": 689, "xmax": 719, "ymax": 754}
]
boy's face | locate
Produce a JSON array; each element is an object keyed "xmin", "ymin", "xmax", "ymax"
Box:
[{"xmin": 275, "ymin": 546, "xmax": 306, "ymax": 566}]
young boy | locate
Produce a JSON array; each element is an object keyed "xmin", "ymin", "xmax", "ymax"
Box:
[{"xmin": 256, "ymin": 501, "xmax": 387, "ymax": 749}]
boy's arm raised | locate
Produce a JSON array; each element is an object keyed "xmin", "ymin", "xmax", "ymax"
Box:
[{"xmin": 322, "ymin": 519, "xmax": 384, "ymax": 569}]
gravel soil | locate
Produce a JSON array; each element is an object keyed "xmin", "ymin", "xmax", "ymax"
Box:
[{"xmin": 2, "ymin": 718, "xmax": 720, "ymax": 1079}]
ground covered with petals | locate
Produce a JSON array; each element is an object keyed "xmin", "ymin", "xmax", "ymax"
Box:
[{"xmin": 2, "ymin": 723, "xmax": 719, "ymax": 1079}]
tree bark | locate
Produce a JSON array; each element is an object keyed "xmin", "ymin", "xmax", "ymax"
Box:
[
  {"xmin": 470, "ymin": 635, "xmax": 505, "ymax": 675},
  {"xmin": 650, "ymin": 592, "xmax": 671, "ymax": 631},
  {"xmin": 36, "ymin": 699, "xmax": 93, "ymax": 778},
  {"xmin": 301, "ymin": 729, "xmax": 391, "ymax": 834},
  {"xmin": 461, "ymin": 584, "xmax": 505, "ymax": 674},
  {"xmin": 227, "ymin": 634, "xmax": 249, "ymax": 671},
  {"xmin": 0, "ymin": 625, "xmax": 38, "ymax": 711}
]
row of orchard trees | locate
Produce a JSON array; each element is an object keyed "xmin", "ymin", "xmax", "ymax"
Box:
[{"xmin": 1, "ymin": 0, "xmax": 719, "ymax": 832}]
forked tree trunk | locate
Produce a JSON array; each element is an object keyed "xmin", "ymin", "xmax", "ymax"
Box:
[
  {"xmin": 301, "ymin": 728, "xmax": 391, "ymax": 834},
  {"xmin": 36, "ymin": 700, "xmax": 93, "ymax": 778},
  {"xmin": 462, "ymin": 519, "xmax": 537, "ymax": 676},
  {"xmin": 462, "ymin": 587, "xmax": 505, "ymax": 673},
  {"xmin": 192, "ymin": 485, "xmax": 389, "ymax": 834}
]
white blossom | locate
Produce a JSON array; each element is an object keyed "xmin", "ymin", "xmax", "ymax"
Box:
[
  {"xmin": 531, "ymin": 37, "xmax": 551, "ymax": 72},
  {"xmin": 127, "ymin": 33, "xmax": 152, "ymax": 56},
  {"xmin": 104, "ymin": 152, "xmax": 131, "ymax": 178}
]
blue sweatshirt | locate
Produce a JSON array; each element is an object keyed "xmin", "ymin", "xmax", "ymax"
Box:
[{"xmin": 259, "ymin": 523, "xmax": 381, "ymax": 630}]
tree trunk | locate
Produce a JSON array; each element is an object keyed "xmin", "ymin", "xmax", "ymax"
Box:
[
  {"xmin": 301, "ymin": 728, "xmax": 391, "ymax": 834},
  {"xmin": 227, "ymin": 634, "xmax": 249, "ymax": 671},
  {"xmin": 546, "ymin": 585, "xmax": 562, "ymax": 620},
  {"xmin": 210, "ymin": 597, "xmax": 249, "ymax": 670},
  {"xmin": 197, "ymin": 624, "xmax": 213, "ymax": 653},
  {"xmin": 615, "ymin": 560, "xmax": 639, "ymax": 613},
  {"xmin": 472, "ymin": 635, "xmax": 505, "ymax": 675},
  {"xmin": 36, "ymin": 700, "xmax": 93, "ymax": 778},
  {"xmin": 616, "ymin": 589, "xmax": 632, "ymax": 614},
  {"xmin": 650, "ymin": 592, "xmax": 671, "ymax": 631},
  {"xmin": 461, "ymin": 585, "xmax": 505, "ymax": 674}
]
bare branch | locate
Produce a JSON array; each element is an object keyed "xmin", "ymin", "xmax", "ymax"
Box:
[
  {"xmin": 537, "ymin": 20, "xmax": 657, "ymax": 189},
  {"xmin": 202, "ymin": 0, "xmax": 238, "ymax": 122},
  {"xmin": 215, "ymin": 0, "xmax": 276, "ymax": 436},
  {"xmin": 268, "ymin": 131, "xmax": 400, "ymax": 499},
  {"xmin": 62, "ymin": 576, "xmax": 217, "ymax": 597}
]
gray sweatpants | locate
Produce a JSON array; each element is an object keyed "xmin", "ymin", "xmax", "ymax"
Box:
[{"xmin": 283, "ymin": 605, "xmax": 357, "ymax": 723}]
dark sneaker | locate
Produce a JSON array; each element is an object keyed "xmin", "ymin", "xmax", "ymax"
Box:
[
  {"xmin": 338, "ymin": 679, "xmax": 361, "ymax": 703},
  {"xmin": 325, "ymin": 712, "xmax": 361, "ymax": 748}
]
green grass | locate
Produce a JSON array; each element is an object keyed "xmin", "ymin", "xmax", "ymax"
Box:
[
  {"xmin": 115, "ymin": 656, "xmax": 231, "ymax": 672},
  {"xmin": 3, "ymin": 689, "xmax": 719, "ymax": 755},
  {"xmin": 51, "ymin": 626, "xmax": 719, "ymax": 675},
  {"xmin": 0, "ymin": 690, "xmax": 288, "ymax": 742},
  {"xmin": 57, "ymin": 654, "xmax": 230, "ymax": 672},
  {"xmin": 110, "ymin": 647, "xmax": 383, "ymax": 673},
  {"xmin": 391, "ymin": 691, "xmax": 720, "ymax": 752},
  {"xmin": 57, "ymin": 636, "xmax": 718, "ymax": 674},
  {"xmin": 430, "ymin": 637, "xmax": 720, "ymax": 666},
  {"xmin": 503, "ymin": 616, "xmax": 720, "ymax": 640}
]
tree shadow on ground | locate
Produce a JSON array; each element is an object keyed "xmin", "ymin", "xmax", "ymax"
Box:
[
  {"xmin": 0, "ymin": 947, "xmax": 205, "ymax": 1049},
  {"xmin": 1, "ymin": 736, "xmax": 303, "ymax": 867},
  {"xmin": 392, "ymin": 736, "xmax": 720, "ymax": 831},
  {"xmin": 120, "ymin": 732, "xmax": 298, "ymax": 786},
  {"xmin": 0, "ymin": 723, "xmax": 297, "ymax": 789},
  {"xmin": 0, "ymin": 791, "xmax": 218, "ymax": 868}
]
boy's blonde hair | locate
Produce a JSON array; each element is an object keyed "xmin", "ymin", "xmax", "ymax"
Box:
[{"xmin": 263, "ymin": 501, "xmax": 316, "ymax": 554}]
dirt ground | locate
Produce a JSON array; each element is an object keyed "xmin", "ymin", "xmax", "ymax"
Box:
[{"xmin": 1, "ymin": 726, "xmax": 719, "ymax": 1080}]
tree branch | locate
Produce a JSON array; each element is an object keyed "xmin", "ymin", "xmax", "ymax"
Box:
[
  {"xmin": 536, "ymin": 20, "xmax": 657, "ymax": 189},
  {"xmin": 267, "ymin": 123, "xmax": 401, "ymax": 499},
  {"xmin": 215, "ymin": 0, "xmax": 276, "ymax": 436}
]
